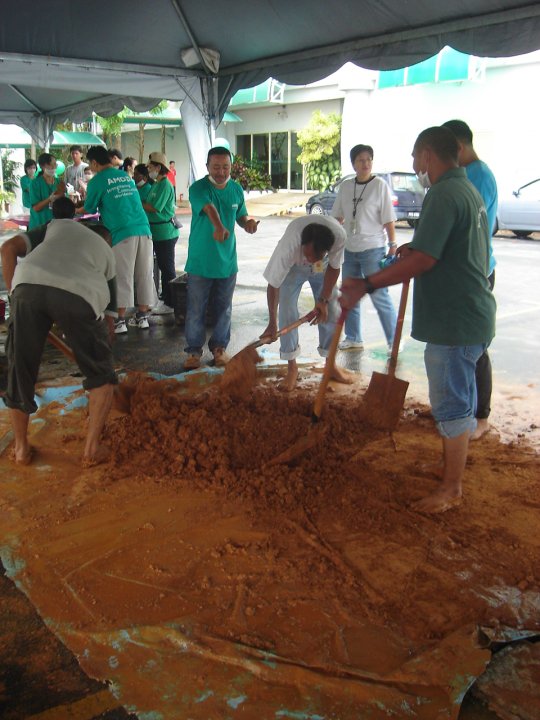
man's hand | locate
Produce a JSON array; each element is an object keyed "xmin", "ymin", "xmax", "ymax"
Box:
[
  {"xmin": 260, "ymin": 321, "xmax": 278, "ymax": 342},
  {"xmin": 56, "ymin": 180, "xmax": 66, "ymax": 195},
  {"xmin": 213, "ymin": 226, "xmax": 230, "ymax": 243},
  {"xmin": 387, "ymin": 244, "xmax": 397, "ymax": 257},
  {"xmin": 313, "ymin": 300, "xmax": 329, "ymax": 325},
  {"xmin": 339, "ymin": 278, "xmax": 367, "ymax": 311},
  {"xmin": 243, "ymin": 218, "xmax": 259, "ymax": 234},
  {"xmin": 75, "ymin": 206, "xmax": 86, "ymax": 215},
  {"xmin": 396, "ymin": 242, "xmax": 412, "ymax": 258}
]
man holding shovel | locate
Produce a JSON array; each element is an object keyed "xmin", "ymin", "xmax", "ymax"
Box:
[
  {"xmin": 340, "ymin": 126, "xmax": 496, "ymax": 514},
  {"xmin": 1, "ymin": 197, "xmax": 118, "ymax": 466},
  {"xmin": 262, "ymin": 215, "xmax": 352, "ymax": 392}
]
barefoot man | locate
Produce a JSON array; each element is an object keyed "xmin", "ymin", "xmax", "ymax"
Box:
[
  {"xmin": 1, "ymin": 197, "xmax": 118, "ymax": 466},
  {"xmin": 340, "ymin": 126, "xmax": 496, "ymax": 513},
  {"xmin": 262, "ymin": 215, "xmax": 352, "ymax": 392}
]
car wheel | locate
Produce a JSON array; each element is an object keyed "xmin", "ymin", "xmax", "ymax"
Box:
[
  {"xmin": 512, "ymin": 230, "xmax": 532, "ymax": 239},
  {"xmin": 407, "ymin": 220, "xmax": 416, "ymax": 228},
  {"xmin": 309, "ymin": 203, "xmax": 325, "ymax": 215},
  {"xmin": 492, "ymin": 219, "xmax": 499, "ymax": 236}
]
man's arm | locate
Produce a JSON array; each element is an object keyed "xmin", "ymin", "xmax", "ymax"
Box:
[
  {"xmin": 340, "ymin": 248, "xmax": 436, "ymax": 310},
  {"xmin": 384, "ymin": 221, "xmax": 397, "ymax": 256},
  {"xmin": 202, "ymin": 203, "xmax": 229, "ymax": 242},
  {"xmin": 314, "ymin": 265, "xmax": 341, "ymax": 324},
  {"xmin": 237, "ymin": 215, "xmax": 259, "ymax": 234},
  {"xmin": 1, "ymin": 235, "xmax": 29, "ymax": 292}
]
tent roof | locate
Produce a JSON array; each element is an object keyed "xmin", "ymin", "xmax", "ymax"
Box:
[{"xmin": 1, "ymin": 1, "xmax": 540, "ymax": 125}]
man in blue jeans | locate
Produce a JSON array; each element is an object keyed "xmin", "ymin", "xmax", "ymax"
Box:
[
  {"xmin": 340, "ymin": 127, "xmax": 496, "ymax": 514},
  {"xmin": 262, "ymin": 216, "xmax": 352, "ymax": 392},
  {"xmin": 184, "ymin": 147, "xmax": 258, "ymax": 370}
]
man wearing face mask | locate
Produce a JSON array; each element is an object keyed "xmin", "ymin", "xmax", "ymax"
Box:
[
  {"xmin": 183, "ymin": 146, "xmax": 258, "ymax": 370},
  {"xmin": 340, "ymin": 126, "xmax": 496, "ymax": 515}
]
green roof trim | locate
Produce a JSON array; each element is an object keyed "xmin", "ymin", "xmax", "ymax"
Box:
[
  {"xmin": 378, "ymin": 47, "xmax": 472, "ymax": 88},
  {"xmin": 121, "ymin": 110, "xmax": 242, "ymax": 125}
]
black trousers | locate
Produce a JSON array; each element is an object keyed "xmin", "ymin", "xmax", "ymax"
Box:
[
  {"xmin": 153, "ymin": 238, "xmax": 177, "ymax": 307},
  {"xmin": 476, "ymin": 270, "xmax": 495, "ymax": 419}
]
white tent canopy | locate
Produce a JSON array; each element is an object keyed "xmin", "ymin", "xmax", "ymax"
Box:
[{"xmin": 1, "ymin": 0, "xmax": 540, "ymax": 177}]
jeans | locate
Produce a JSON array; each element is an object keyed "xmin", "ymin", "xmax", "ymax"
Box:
[
  {"xmin": 342, "ymin": 247, "xmax": 397, "ymax": 346},
  {"xmin": 153, "ymin": 238, "xmax": 177, "ymax": 307},
  {"xmin": 184, "ymin": 273, "xmax": 236, "ymax": 355},
  {"xmin": 278, "ymin": 264, "xmax": 338, "ymax": 360},
  {"xmin": 476, "ymin": 270, "xmax": 495, "ymax": 419},
  {"xmin": 424, "ymin": 343, "xmax": 486, "ymax": 438}
]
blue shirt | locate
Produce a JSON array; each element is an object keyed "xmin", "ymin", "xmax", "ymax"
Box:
[{"xmin": 466, "ymin": 160, "xmax": 498, "ymax": 274}]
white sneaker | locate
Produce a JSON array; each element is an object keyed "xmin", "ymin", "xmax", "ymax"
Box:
[
  {"xmin": 127, "ymin": 314, "xmax": 150, "ymax": 329},
  {"xmin": 151, "ymin": 300, "xmax": 174, "ymax": 315},
  {"xmin": 114, "ymin": 319, "xmax": 128, "ymax": 334},
  {"xmin": 338, "ymin": 339, "xmax": 364, "ymax": 351}
]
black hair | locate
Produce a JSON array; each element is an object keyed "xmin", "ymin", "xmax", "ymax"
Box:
[
  {"xmin": 52, "ymin": 196, "xmax": 76, "ymax": 219},
  {"xmin": 87, "ymin": 145, "xmax": 112, "ymax": 166},
  {"xmin": 37, "ymin": 152, "xmax": 55, "ymax": 169},
  {"xmin": 441, "ymin": 120, "xmax": 474, "ymax": 145},
  {"xmin": 207, "ymin": 146, "xmax": 231, "ymax": 163},
  {"xmin": 108, "ymin": 148, "xmax": 123, "ymax": 161},
  {"xmin": 134, "ymin": 163, "xmax": 149, "ymax": 178},
  {"xmin": 169, "ymin": 160, "xmax": 175, "ymax": 166},
  {"xmin": 69, "ymin": 145, "xmax": 83, "ymax": 154},
  {"xmin": 350, "ymin": 144, "xmax": 374, "ymax": 164},
  {"xmin": 414, "ymin": 127, "xmax": 459, "ymax": 163},
  {"xmin": 300, "ymin": 222, "xmax": 335, "ymax": 258},
  {"xmin": 24, "ymin": 158, "xmax": 37, "ymax": 173},
  {"xmin": 122, "ymin": 156, "xmax": 136, "ymax": 172}
]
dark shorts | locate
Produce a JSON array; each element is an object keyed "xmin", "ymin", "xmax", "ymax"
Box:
[{"xmin": 5, "ymin": 284, "xmax": 117, "ymax": 414}]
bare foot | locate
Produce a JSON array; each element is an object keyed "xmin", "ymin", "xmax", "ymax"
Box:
[
  {"xmin": 471, "ymin": 418, "xmax": 489, "ymax": 441},
  {"xmin": 11, "ymin": 445, "xmax": 35, "ymax": 466},
  {"xmin": 412, "ymin": 488, "xmax": 462, "ymax": 514},
  {"xmin": 418, "ymin": 460, "xmax": 444, "ymax": 479},
  {"xmin": 329, "ymin": 365, "xmax": 353, "ymax": 385},
  {"xmin": 82, "ymin": 445, "xmax": 110, "ymax": 469},
  {"xmin": 279, "ymin": 364, "xmax": 299, "ymax": 392}
]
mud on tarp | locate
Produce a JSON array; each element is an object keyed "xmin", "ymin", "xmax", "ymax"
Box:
[{"xmin": 1, "ymin": 371, "xmax": 539, "ymax": 719}]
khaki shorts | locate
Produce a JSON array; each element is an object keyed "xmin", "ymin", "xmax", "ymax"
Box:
[{"xmin": 113, "ymin": 234, "xmax": 157, "ymax": 308}]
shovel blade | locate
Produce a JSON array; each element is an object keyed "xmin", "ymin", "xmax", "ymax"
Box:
[{"xmin": 363, "ymin": 371, "xmax": 409, "ymax": 431}]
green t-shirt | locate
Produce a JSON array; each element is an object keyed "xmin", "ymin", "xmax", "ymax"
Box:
[
  {"xmin": 185, "ymin": 177, "xmax": 247, "ymax": 278},
  {"xmin": 146, "ymin": 177, "xmax": 179, "ymax": 242},
  {"xmin": 137, "ymin": 182, "xmax": 153, "ymax": 204},
  {"xmin": 28, "ymin": 174, "xmax": 63, "ymax": 230},
  {"xmin": 84, "ymin": 167, "xmax": 150, "ymax": 246},
  {"xmin": 409, "ymin": 167, "xmax": 496, "ymax": 346},
  {"xmin": 20, "ymin": 175, "xmax": 32, "ymax": 209}
]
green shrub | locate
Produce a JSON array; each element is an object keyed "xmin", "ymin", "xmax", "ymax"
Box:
[{"xmin": 231, "ymin": 156, "xmax": 274, "ymax": 192}]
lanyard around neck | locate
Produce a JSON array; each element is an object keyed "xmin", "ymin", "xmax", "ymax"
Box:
[{"xmin": 352, "ymin": 176, "xmax": 374, "ymax": 218}]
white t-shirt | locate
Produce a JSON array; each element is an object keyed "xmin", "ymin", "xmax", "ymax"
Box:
[
  {"xmin": 65, "ymin": 162, "xmax": 89, "ymax": 188},
  {"xmin": 263, "ymin": 215, "xmax": 346, "ymax": 288},
  {"xmin": 13, "ymin": 219, "xmax": 116, "ymax": 319},
  {"xmin": 331, "ymin": 176, "xmax": 396, "ymax": 252}
]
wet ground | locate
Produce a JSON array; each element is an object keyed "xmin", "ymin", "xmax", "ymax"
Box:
[{"xmin": 0, "ymin": 212, "xmax": 538, "ymax": 718}]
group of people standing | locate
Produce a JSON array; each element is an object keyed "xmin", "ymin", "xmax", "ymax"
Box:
[{"xmin": 4, "ymin": 120, "xmax": 497, "ymax": 516}]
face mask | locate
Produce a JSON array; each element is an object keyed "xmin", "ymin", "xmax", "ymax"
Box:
[
  {"xmin": 417, "ymin": 170, "xmax": 431, "ymax": 189},
  {"xmin": 43, "ymin": 168, "xmax": 56, "ymax": 178},
  {"xmin": 208, "ymin": 174, "xmax": 229, "ymax": 187},
  {"xmin": 136, "ymin": 179, "xmax": 146, "ymax": 187},
  {"xmin": 149, "ymin": 171, "xmax": 159, "ymax": 181},
  {"xmin": 27, "ymin": 168, "xmax": 36, "ymax": 178}
]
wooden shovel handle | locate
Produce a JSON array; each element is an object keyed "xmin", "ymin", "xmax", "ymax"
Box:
[
  {"xmin": 47, "ymin": 331, "xmax": 76, "ymax": 363},
  {"xmin": 388, "ymin": 280, "xmax": 409, "ymax": 378},
  {"xmin": 312, "ymin": 308, "xmax": 347, "ymax": 421},
  {"xmin": 256, "ymin": 309, "xmax": 318, "ymax": 348}
]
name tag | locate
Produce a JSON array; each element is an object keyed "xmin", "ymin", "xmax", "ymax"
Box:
[
  {"xmin": 312, "ymin": 261, "xmax": 325, "ymax": 273},
  {"xmin": 232, "ymin": 203, "xmax": 239, "ymax": 209}
]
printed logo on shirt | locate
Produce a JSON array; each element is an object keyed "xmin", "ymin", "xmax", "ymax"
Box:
[{"xmin": 232, "ymin": 204, "xmax": 239, "ymax": 209}]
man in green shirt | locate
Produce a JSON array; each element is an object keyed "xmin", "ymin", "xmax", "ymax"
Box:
[
  {"xmin": 340, "ymin": 126, "xmax": 496, "ymax": 514},
  {"xmin": 184, "ymin": 147, "xmax": 258, "ymax": 369},
  {"xmin": 79, "ymin": 146, "xmax": 155, "ymax": 334}
]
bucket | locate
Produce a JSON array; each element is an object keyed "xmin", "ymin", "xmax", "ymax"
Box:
[{"xmin": 169, "ymin": 273, "xmax": 214, "ymax": 327}]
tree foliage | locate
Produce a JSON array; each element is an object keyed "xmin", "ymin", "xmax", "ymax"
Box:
[
  {"xmin": 297, "ymin": 110, "xmax": 342, "ymax": 191},
  {"xmin": 231, "ymin": 156, "xmax": 273, "ymax": 192}
]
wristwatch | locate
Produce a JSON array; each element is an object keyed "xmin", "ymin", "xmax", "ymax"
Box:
[
  {"xmin": 318, "ymin": 296, "xmax": 329, "ymax": 304},
  {"xmin": 364, "ymin": 277, "xmax": 376, "ymax": 294}
]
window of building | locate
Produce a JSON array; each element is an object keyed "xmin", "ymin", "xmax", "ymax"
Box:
[{"xmin": 236, "ymin": 130, "xmax": 304, "ymax": 190}]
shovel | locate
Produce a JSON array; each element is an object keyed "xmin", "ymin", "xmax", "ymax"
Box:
[
  {"xmin": 363, "ymin": 280, "xmax": 410, "ymax": 431},
  {"xmin": 267, "ymin": 309, "xmax": 347, "ymax": 466},
  {"xmin": 220, "ymin": 309, "xmax": 318, "ymax": 398}
]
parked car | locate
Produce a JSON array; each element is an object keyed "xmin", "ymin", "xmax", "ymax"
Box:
[
  {"xmin": 496, "ymin": 178, "xmax": 540, "ymax": 238},
  {"xmin": 305, "ymin": 172, "xmax": 425, "ymax": 226}
]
